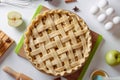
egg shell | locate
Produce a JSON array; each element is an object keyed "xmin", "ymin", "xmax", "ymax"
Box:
[
  {"xmin": 98, "ymin": 0, "xmax": 108, "ymax": 8},
  {"xmin": 90, "ymin": 6, "xmax": 99, "ymax": 15},
  {"xmin": 106, "ymin": 7, "xmax": 114, "ymax": 16},
  {"xmin": 97, "ymin": 14, "xmax": 107, "ymax": 22},
  {"xmin": 113, "ymin": 16, "xmax": 120, "ymax": 24},
  {"xmin": 104, "ymin": 22, "xmax": 113, "ymax": 30}
]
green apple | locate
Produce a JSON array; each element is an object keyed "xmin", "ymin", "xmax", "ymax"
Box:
[{"xmin": 105, "ymin": 50, "xmax": 120, "ymax": 66}]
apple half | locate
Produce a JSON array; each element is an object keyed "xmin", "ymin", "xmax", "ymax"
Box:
[
  {"xmin": 105, "ymin": 50, "xmax": 120, "ymax": 66},
  {"xmin": 7, "ymin": 11, "xmax": 23, "ymax": 27}
]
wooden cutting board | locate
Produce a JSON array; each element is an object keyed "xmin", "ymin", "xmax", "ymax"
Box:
[
  {"xmin": 15, "ymin": 5, "xmax": 103, "ymax": 80},
  {"xmin": 0, "ymin": 30, "xmax": 14, "ymax": 58}
]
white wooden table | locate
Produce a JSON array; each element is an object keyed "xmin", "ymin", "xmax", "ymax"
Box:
[{"xmin": 0, "ymin": 0, "xmax": 120, "ymax": 80}]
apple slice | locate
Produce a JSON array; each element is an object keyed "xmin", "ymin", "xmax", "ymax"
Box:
[
  {"xmin": 105, "ymin": 50, "xmax": 120, "ymax": 66},
  {"xmin": 7, "ymin": 11, "xmax": 23, "ymax": 27}
]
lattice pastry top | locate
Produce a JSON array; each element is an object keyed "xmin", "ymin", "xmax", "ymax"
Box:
[{"xmin": 25, "ymin": 9, "xmax": 92, "ymax": 76}]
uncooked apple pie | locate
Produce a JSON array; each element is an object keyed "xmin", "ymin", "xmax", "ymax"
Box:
[{"xmin": 25, "ymin": 9, "xmax": 92, "ymax": 76}]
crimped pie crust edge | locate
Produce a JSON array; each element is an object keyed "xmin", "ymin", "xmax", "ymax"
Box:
[{"xmin": 24, "ymin": 9, "xmax": 92, "ymax": 76}]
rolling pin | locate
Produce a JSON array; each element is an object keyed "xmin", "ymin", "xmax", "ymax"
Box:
[{"xmin": 3, "ymin": 66, "xmax": 33, "ymax": 80}]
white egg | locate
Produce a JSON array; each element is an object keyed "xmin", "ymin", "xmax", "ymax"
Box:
[
  {"xmin": 97, "ymin": 14, "xmax": 107, "ymax": 22},
  {"xmin": 106, "ymin": 7, "xmax": 114, "ymax": 16},
  {"xmin": 98, "ymin": 0, "xmax": 108, "ymax": 8},
  {"xmin": 113, "ymin": 16, "xmax": 120, "ymax": 24},
  {"xmin": 104, "ymin": 22, "xmax": 113, "ymax": 30},
  {"xmin": 90, "ymin": 6, "xmax": 99, "ymax": 15}
]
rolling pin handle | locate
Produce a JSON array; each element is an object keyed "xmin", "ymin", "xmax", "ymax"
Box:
[{"xmin": 3, "ymin": 66, "xmax": 20, "ymax": 78}]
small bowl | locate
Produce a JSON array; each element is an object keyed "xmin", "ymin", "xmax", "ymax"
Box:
[{"xmin": 90, "ymin": 69, "xmax": 109, "ymax": 80}]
